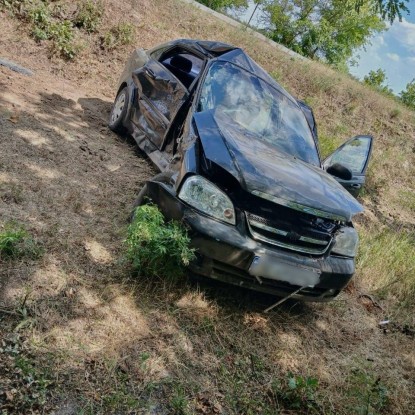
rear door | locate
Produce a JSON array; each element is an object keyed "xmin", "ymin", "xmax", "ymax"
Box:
[
  {"xmin": 323, "ymin": 135, "xmax": 373, "ymax": 197},
  {"xmin": 132, "ymin": 59, "xmax": 189, "ymax": 149}
]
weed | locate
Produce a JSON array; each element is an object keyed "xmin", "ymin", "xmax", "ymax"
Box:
[
  {"xmin": 73, "ymin": 0, "xmax": 103, "ymax": 33},
  {"xmin": 271, "ymin": 373, "xmax": 321, "ymax": 413},
  {"xmin": 49, "ymin": 20, "xmax": 80, "ymax": 60},
  {"xmin": 2, "ymin": 0, "xmax": 81, "ymax": 59},
  {"xmin": 102, "ymin": 22, "xmax": 135, "ymax": 50},
  {"xmin": 0, "ymin": 335, "xmax": 53, "ymax": 412},
  {"xmin": 0, "ymin": 0, "xmax": 31, "ymax": 16},
  {"xmin": 346, "ymin": 367, "xmax": 389, "ymax": 415},
  {"xmin": 0, "ymin": 222, "xmax": 41, "ymax": 259},
  {"xmin": 27, "ymin": 1, "xmax": 50, "ymax": 30},
  {"xmin": 125, "ymin": 205, "xmax": 195, "ymax": 280},
  {"xmin": 169, "ymin": 383, "xmax": 190, "ymax": 415}
]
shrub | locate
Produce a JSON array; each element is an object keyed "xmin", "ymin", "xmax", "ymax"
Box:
[
  {"xmin": 2, "ymin": 0, "xmax": 80, "ymax": 59},
  {"xmin": 125, "ymin": 205, "xmax": 195, "ymax": 280},
  {"xmin": 48, "ymin": 20, "xmax": 80, "ymax": 60},
  {"xmin": 27, "ymin": 1, "xmax": 50, "ymax": 28},
  {"xmin": 102, "ymin": 22, "xmax": 135, "ymax": 50},
  {"xmin": 73, "ymin": 0, "xmax": 103, "ymax": 33}
]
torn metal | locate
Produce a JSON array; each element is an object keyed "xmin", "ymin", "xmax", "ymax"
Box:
[{"xmin": 109, "ymin": 39, "xmax": 374, "ymax": 302}]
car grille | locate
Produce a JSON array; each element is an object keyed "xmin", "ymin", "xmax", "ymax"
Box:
[{"xmin": 246, "ymin": 212, "xmax": 332, "ymax": 255}]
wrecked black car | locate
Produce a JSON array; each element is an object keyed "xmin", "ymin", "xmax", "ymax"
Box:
[{"xmin": 109, "ymin": 39, "xmax": 373, "ymax": 301}]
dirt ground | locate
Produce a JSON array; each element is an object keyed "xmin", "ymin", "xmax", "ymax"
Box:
[{"xmin": 1, "ymin": 1, "xmax": 414, "ymax": 414}]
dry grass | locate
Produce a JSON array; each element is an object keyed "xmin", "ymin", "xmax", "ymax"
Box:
[{"xmin": 1, "ymin": 0, "xmax": 415, "ymax": 413}]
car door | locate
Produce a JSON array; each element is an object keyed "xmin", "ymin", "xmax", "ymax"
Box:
[
  {"xmin": 323, "ymin": 135, "xmax": 373, "ymax": 197},
  {"xmin": 131, "ymin": 58, "xmax": 189, "ymax": 149}
]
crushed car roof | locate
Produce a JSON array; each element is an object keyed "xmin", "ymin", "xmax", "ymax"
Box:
[{"xmin": 164, "ymin": 39, "xmax": 293, "ymax": 101}]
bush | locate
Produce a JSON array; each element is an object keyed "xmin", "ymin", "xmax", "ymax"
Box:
[
  {"xmin": 48, "ymin": 20, "xmax": 80, "ymax": 60},
  {"xmin": 2, "ymin": 0, "xmax": 81, "ymax": 59},
  {"xmin": 125, "ymin": 205, "xmax": 195, "ymax": 280},
  {"xmin": 102, "ymin": 22, "xmax": 134, "ymax": 50},
  {"xmin": 73, "ymin": 0, "xmax": 103, "ymax": 33}
]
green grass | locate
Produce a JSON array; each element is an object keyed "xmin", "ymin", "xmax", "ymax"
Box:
[
  {"xmin": 345, "ymin": 365, "xmax": 389, "ymax": 415},
  {"xmin": 169, "ymin": 383, "xmax": 190, "ymax": 415},
  {"xmin": 357, "ymin": 227, "xmax": 415, "ymax": 308},
  {"xmin": 125, "ymin": 205, "xmax": 195, "ymax": 279},
  {"xmin": 0, "ymin": 222, "xmax": 41, "ymax": 259},
  {"xmin": 398, "ymin": 190, "xmax": 415, "ymax": 212}
]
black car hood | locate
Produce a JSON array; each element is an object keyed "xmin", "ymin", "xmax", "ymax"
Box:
[{"xmin": 193, "ymin": 110, "xmax": 363, "ymax": 222}]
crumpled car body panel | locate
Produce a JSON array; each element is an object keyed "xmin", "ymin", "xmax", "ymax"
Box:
[{"xmin": 111, "ymin": 39, "xmax": 373, "ymax": 301}]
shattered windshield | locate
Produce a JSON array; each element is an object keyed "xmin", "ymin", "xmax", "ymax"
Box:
[{"xmin": 197, "ymin": 61, "xmax": 320, "ymax": 166}]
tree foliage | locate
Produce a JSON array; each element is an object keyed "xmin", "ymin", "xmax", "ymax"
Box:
[
  {"xmin": 363, "ymin": 69, "xmax": 393, "ymax": 94},
  {"xmin": 400, "ymin": 79, "xmax": 415, "ymax": 109},
  {"xmin": 196, "ymin": 0, "xmax": 247, "ymax": 11},
  {"xmin": 260, "ymin": 0, "xmax": 385, "ymax": 66},
  {"xmin": 355, "ymin": 0, "xmax": 410, "ymax": 23}
]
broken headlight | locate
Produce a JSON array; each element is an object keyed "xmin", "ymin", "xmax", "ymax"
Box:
[
  {"xmin": 332, "ymin": 227, "xmax": 359, "ymax": 257},
  {"xmin": 179, "ymin": 175, "xmax": 236, "ymax": 225}
]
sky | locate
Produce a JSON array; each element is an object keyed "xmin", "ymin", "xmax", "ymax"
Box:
[
  {"xmin": 235, "ymin": 1, "xmax": 415, "ymax": 94},
  {"xmin": 349, "ymin": 1, "xmax": 415, "ymax": 94}
]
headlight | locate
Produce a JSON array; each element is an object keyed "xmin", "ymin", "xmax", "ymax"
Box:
[
  {"xmin": 332, "ymin": 227, "xmax": 359, "ymax": 257},
  {"xmin": 178, "ymin": 175, "xmax": 236, "ymax": 225}
]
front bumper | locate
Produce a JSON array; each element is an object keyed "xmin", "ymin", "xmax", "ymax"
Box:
[{"xmin": 147, "ymin": 181, "xmax": 355, "ymax": 301}]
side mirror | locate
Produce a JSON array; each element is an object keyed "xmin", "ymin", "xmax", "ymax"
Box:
[{"xmin": 326, "ymin": 163, "xmax": 353, "ymax": 180}]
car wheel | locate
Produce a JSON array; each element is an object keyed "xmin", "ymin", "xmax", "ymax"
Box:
[{"xmin": 109, "ymin": 87, "xmax": 128, "ymax": 133}]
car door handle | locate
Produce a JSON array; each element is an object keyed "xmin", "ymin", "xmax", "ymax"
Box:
[
  {"xmin": 350, "ymin": 184, "xmax": 361, "ymax": 189},
  {"xmin": 145, "ymin": 68, "xmax": 156, "ymax": 79}
]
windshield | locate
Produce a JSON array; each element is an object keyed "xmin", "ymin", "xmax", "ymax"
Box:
[{"xmin": 197, "ymin": 61, "xmax": 320, "ymax": 166}]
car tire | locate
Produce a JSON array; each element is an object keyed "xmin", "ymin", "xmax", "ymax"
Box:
[{"xmin": 109, "ymin": 87, "xmax": 128, "ymax": 134}]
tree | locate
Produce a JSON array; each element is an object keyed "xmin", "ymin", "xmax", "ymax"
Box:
[
  {"xmin": 400, "ymin": 79, "xmax": 415, "ymax": 109},
  {"xmin": 355, "ymin": 0, "xmax": 410, "ymax": 23},
  {"xmin": 363, "ymin": 69, "xmax": 393, "ymax": 94},
  {"xmin": 196, "ymin": 0, "xmax": 247, "ymax": 11},
  {"xmin": 260, "ymin": 0, "xmax": 385, "ymax": 67}
]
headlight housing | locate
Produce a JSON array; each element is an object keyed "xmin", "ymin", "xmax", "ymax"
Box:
[
  {"xmin": 178, "ymin": 175, "xmax": 236, "ymax": 225},
  {"xmin": 331, "ymin": 227, "xmax": 359, "ymax": 257}
]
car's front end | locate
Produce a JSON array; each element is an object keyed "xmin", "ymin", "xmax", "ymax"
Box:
[{"xmin": 142, "ymin": 168, "xmax": 359, "ymax": 301}]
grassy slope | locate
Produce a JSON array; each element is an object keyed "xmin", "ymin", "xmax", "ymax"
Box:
[{"xmin": 0, "ymin": 0, "xmax": 414, "ymax": 413}]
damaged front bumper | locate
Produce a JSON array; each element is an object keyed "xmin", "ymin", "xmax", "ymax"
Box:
[{"xmin": 147, "ymin": 181, "xmax": 354, "ymax": 301}]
